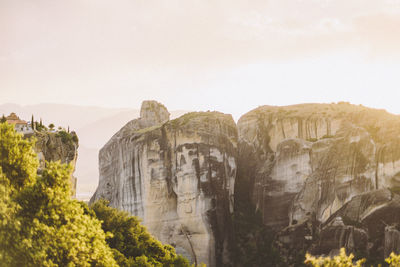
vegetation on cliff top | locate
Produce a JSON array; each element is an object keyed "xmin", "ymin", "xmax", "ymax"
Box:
[
  {"xmin": 170, "ymin": 111, "xmax": 231, "ymax": 128},
  {"xmin": 0, "ymin": 122, "xmax": 191, "ymax": 267},
  {"xmin": 55, "ymin": 129, "xmax": 78, "ymax": 145}
]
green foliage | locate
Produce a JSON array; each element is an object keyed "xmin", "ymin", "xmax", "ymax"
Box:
[
  {"xmin": 135, "ymin": 124, "xmax": 161, "ymax": 134},
  {"xmin": 0, "ymin": 115, "xmax": 6, "ymax": 123},
  {"xmin": 170, "ymin": 112, "xmax": 217, "ymax": 128},
  {"xmin": 14, "ymin": 163, "xmax": 117, "ymax": 266},
  {"xmin": 307, "ymin": 138, "xmax": 318, "ymax": 142},
  {"xmin": 0, "ymin": 169, "xmax": 20, "ymax": 264},
  {"xmin": 0, "ymin": 122, "xmax": 117, "ymax": 266},
  {"xmin": 91, "ymin": 200, "xmax": 191, "ymax": 267},
  {"xmin": 232, "ymin": 208, "xmax": 282, "ymax": 266},
  {"xmin": 305, "ymin": 248, "xmax": 365, "ymax": 267},
  {"xmin": 305, "ymin": 247, "xmax": 400, "ymax": 267},
  {"xmin": 0, "ymin": 122, "xmax": 39, "ymax": 190},
  {"xmin": 0, "ymin": 122, "xmax": 192, "ymax": 267},
  {"xmin": 386, "ymin": 252, "xmax": 400, "ymax": 266},
  {"xmin": 56, "ymin": 130, "xmax": 78, "ymax": 145},
  {"xmin": 35, "ymin": 121, "xmax": 47, "ymax": 132},
  {"xmin": 48, "ymin": 123, "xmax": 55, "ymax": 130}
]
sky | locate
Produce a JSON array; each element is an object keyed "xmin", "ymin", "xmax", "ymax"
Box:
[{"xmin": 1, "ymin": 0, "xmax": 400, "ymax": 120}]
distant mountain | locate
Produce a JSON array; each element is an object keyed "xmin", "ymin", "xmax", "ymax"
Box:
[
  {"xmin": 0, "ymin": 103, "xmax": 133, "ymax": 130},
  {"xmin": 0, "ymin": 103, "xmax": 189, "ymax": 200},
  {"xmin": 77, "ymin": 110, "xmax": 140, "ymax": 149},
  {"xmin": 77, "ymin": 109, "xmax": 188, "ymax": 149}
]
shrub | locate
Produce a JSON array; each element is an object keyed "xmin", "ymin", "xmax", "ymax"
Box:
[
  {"xmin": 386, "ymin": 252, "xmax": 400, "ymax": 267},
  {"xmin": 90, "ymin": 200, "xmax": 191, "ymax": 267},
  {"xmin": 305, "ymin": 248, "xmax": 365, "ymax": 267},
  {"xmin": 56, "ymin": 130, "xmax": 78, "ymax": 145}
]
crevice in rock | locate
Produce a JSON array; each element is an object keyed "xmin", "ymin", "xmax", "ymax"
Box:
[{"xmin": 181, "ymin": 225, "xmax": 197, "ymax": 266}]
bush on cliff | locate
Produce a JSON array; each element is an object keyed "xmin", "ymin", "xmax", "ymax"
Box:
[
  {"xmin": 56, "ymin": 130, "xmax": 78, "ymax": 145},
  {"xmin": 90, "ymin": 199, "xmax": 191, "ymax": 267}
]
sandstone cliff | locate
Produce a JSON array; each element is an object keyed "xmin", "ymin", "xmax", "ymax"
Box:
[
  {"xmin": 237, "ymin": 102, "xmax": 400, "ymax": 264},
  {"xmin": 91, "ymin": 101, "xmax": 237, "ymax": 267},
  {"xmin": 93, "ymin": 101, "xmax": 400, "ymax": 266},
  {"xmin": 26, "ymin": 130, "xmax": 79, "ymax": 196}
]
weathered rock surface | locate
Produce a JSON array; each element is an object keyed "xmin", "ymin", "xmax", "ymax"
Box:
[
  {"xmin": 385, "ymin": 226, "xmax": 400, "ymax": 258},
  {"xmin": 312, "ymin": 218, "xmax": 368, "ymax": 257},
  {"xmin": 25, "ymin": 130, "xmax": 79, "ymax": 196},
  {"xmin": 237, "ymin": 102, "xmax": 400, "ymax": 264},
  {"xmin": 92, "ymin": 101, "xmax": 400, "ymax": 265},
  {"xmin": 91, "ymin": 101, "xmax": 237, "ymax": 267}
]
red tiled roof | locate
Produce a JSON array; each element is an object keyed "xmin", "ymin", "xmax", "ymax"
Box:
[
  {"xmin": 7, "ymin": 119, "xmax": 27, "ymax": 125},
  {"xmin": 5, "ymin": 113, "xmax": 27, "ymax": 125}
]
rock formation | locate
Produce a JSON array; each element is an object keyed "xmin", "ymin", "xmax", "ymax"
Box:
[
  {"xmin": 237, "ymin": 102, "xmax": 400, "ymax": 264},
  {"xmin": 25, "ymin": 130, "xmax": 79, "ymax": 196},
  {"xmin": 93, "ymin": 101, "xmax": 400, "ymax": 265},
  {"xmin": 91, "ymin": 101, "xmax": 237, "ymax": 267}
]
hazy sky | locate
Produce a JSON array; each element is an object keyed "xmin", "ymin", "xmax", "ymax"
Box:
[{"xmin": 1, "ymin": 0, "xmax": 400, "ymax": 119}]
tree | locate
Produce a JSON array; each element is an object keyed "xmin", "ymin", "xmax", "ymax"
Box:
[
  {"xmin": 91, "ymin": 200, "xmax": 191, "ymax": 267},
  {"xmin": 48, "ymin": 123, "xmax": 55, "ymax": 130},
  {"xmin": 0, "ymin": 122, "xmax": 193, "ymax": 267},
  {"xmin": 0, "ymin": 169, "xmax": 20, "ymax": 264},
  {"xmin": 13, "ymin": 163, "xmax": 117, "ymax": 267},
  {"xmin": 1, "ymin": 115, "xmax": 6, "ymax": 123},
  {"xmin": 31, "ymin": 115, "xmax": 34, "ymax": 130},
  {"xmin": 0, "ymin": 122, "xmax": 117, "ymax": 267},
  {"xmin": 0, "ymin": 122, "xmax": 38, "ymax": 190}
]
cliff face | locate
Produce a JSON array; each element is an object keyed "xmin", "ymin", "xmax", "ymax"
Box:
[
  {"xmin": 237, "ymin": 102, "xmax": 400, "ymax": 263},
  {"xmin": 93, "ymin": 101, "xmax": 400, "ymax": 265},
  {"xmin": 28, "ymin": 131, "xmax": 79, "ymax": 196},
  {"xmin": 91, "ymin": 101, "xmax": 237, "ymax": 267}
]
